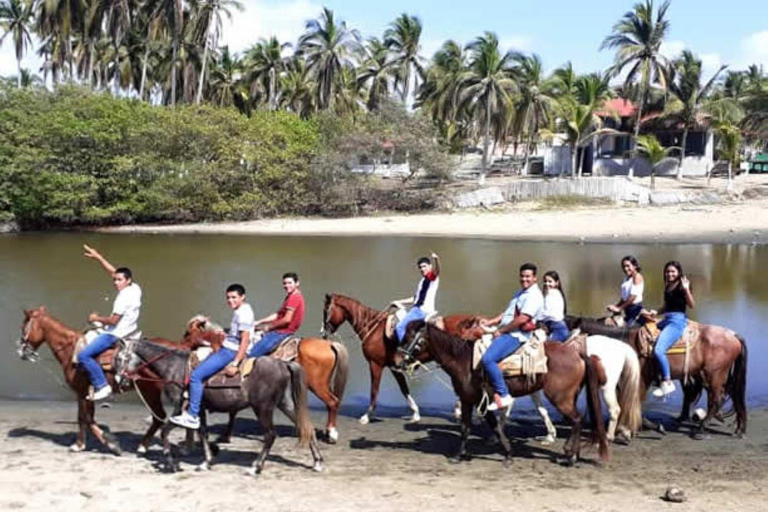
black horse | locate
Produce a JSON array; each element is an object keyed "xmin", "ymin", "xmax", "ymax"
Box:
[
  {"xmin": 403, "ymin": 321, "xmax": 609, "ymax": 466},
  {"xmin": 117, "ymin": 339, "xmax": 323, "ymax": 474}
]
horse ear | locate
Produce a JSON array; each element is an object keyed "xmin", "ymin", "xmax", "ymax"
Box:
[{"xmin": 325, "ymin": 293, "xmax": 330, "ymax": 303}]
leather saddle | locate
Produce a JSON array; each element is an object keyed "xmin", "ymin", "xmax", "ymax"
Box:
[
  {"xmin": 200, "ymin": 336, "xmax": 302, "ymax": 388},
  {"xmin": 637, "ymin": 320, "xmax": 700, "ymax": 358},
  {"xmin": 473, "ymin": 330, "xmax": 548, "ymax": 377}
]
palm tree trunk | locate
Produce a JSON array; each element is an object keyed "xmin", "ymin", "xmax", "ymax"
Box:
[
  {"xmin": 480, "ymin": 100, "xmax": 491, "ymax": 186},
  {"xmin": 16, "ymin": 57, "xmax": 22, "ymax": 88},
  {"xmin": 171, "ymin": 36, "xmax": 179, "ymax": 106},
  {"xmin": 727, "ymin": 161, "xmax": 733, "ymax": 192},
  {"xmin": 269, "ymin": 68, "xmax": 276, "ymax": 110},
  {"xmin": 523, "ymin": 125, "xmax": 534, "ymax": 177},
  {"xmin": 578, "ymin": 144, "xmax": 587, "ymax": 178},
  {"xmin": 140, "ymin": 45, "xmax": 149, "ymax": 100},
  {"xmin": 630, "ymin": 85, "xmax": 647, "ymax": 179},
  {"xmin": 401, "ymin": 66, "xmax": 410, "ymax": 104},
  {"xmin": 87, "ymin": 40, "xmax": 95, "ymax": 89},
  {"xmin": 196, "ymin": 21, "xmax": 215, "ymax": 105},
  {"xmin": 571, "ymin": 143, "xmax": 578, "ymax": 177},
  {"xmin": 677, "ymin": 127, "xmax": 688, "ymax": 180}
]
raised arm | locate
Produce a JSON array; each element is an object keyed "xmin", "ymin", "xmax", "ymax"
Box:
[
  {"xmin": 431, "ymin": 253, "xmax": 441, "ymax": 277},
  {"xmin": 83, "ymin": 244, "xmax": 117, "ymax": 276}
]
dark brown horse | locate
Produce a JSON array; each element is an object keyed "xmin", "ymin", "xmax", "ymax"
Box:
[
  {"xmin": 321, "ymin": 293, "xmax": 426, "ymax": 424},
  {"xmin": 184, "ymin": 316, "xmax": 349, "ymax": 443},
  {"xmin": 567, "ymin": 315, "xmax": 748, "ymax": 437},
  {"xmin": 403, "ymin": 321, "xmax": 609, "ymax": 465},
  {"xmin": 16, "ymin": 306, "xmax": 192, "ymax": 455}
]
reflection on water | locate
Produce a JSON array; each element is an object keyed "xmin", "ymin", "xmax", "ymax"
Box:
[{"xmin": 1, "ymin": 234, "xmax": 767, "ymax": 414}]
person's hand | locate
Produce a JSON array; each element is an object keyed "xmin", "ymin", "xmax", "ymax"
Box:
[
  {"xmin": 431, "ymin": 252, "xmax": 439, "ymax": 260},
  {"xmin": 88, "ymin": 312, "xmax": 99, "ymax": 323},
  {"xmin": 492, "ymin": 330, "xmax": 502, "ymax": 339},
  {"xmin": 83, "ymin": 244, "xmax": 101, "ymax": 260},
  {"xmin": 390, "ymin": 301, "xmax": 401, "ymax": 310},
  {"xmin": 225, "ymin": 364, "xmax": 239, "ymax": 377},
  {"xmin": 681, "ymin": 276, "xmax": 690, "ymax": 290},
  {"xmin": 606, "ymin": 305, "xmax": 620, "ymax": 313}
]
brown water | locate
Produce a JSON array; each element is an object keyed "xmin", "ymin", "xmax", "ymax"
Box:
[{"xmin": 2, "ymin": 233, "xmax": 766, "ymax": 415}]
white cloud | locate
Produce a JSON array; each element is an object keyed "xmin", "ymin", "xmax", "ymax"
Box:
[
  {"xmin": 738, "ymin": 30, "xmax": 768, "ymax": 68},
  {"xmin": 220, "ymin": 0, "xmax": 324, "ymax": 53},
  {"xmin": 501, "ymin": 35, "xmax": 532, "ymax": 53},
  {"xmin": 659, "ymin": 39, "xmax": 686, "ymax": 60}
]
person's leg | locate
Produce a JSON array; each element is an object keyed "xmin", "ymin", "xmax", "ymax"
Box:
[
  {"xmin": 248, "ymin": 332, "xmax": 290, "ymax": 358},
  {"xmin": 395, "ymin": 307, "xmax": 427, "ymax": 344},
  {"xmin": 77, "ymin": 333, "xmax": 118, "ymax": 390},
  {"xmin": 654, "ymin": 314, "xmax": 686, "ymax": 381},
  {"xmin": 625, "ymin": 304, "xmax": 643, "ymax": 326},
  {"xmin": 188, "ymin": 348, "xmax": 236, "ymax": 418},
  {"xmin": 549, "ymin": 321, "xmax": 570, "ymax": 342},
  {"xmin": 481, "ymin": 334, "xmax": 521, "ymax": 397}
]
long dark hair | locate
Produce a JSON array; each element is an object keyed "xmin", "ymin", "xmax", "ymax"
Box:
[
  {"xmin": 543, "ymin": 270, "xmax": 567, "ymax": 315},
  {"xmin": 663, "ymin": 260, "xmax": 684, "ymax": 287},
  {"xmin": 621, "ymin": 255, "xmax": 641, "ymax": 273}
]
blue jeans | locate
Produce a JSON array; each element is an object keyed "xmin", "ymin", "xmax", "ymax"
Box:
[
  {"xmin": 248, "ymin": 331, "xmax": 290, "ymax": 358},
  {"xmin": 655, "ymin": 312, "xmax": 687, "ymax": 380},
  {"xmin": 625, "ymin": 303, "xmax": 645, "ymax": 326},
  {"xmin": 481, "ymin": 333, "xmax": 523, "ymax": 397},
  {"xmin": 188, "ymin": 347, "xmax": 237, "ymax": 417},
  {"xmin": 77, "ymin": 333, "xmax": 118, "ymax": 390},
  {"xmin": 545, "ymin": 320, "xmax": 569, "ymax": 342},
  {"xmin": 395, "ymin": 307, "xmax": 427, "ymax": 344}
]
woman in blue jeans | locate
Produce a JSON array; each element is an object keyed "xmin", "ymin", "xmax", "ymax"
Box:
[
  {"xmin": 647, "ymin": 261, "xmax": 695, "ymax": 398},
  {"xmin": 542, "ymin": 271, "xmax": 570, "ymax": 342}
]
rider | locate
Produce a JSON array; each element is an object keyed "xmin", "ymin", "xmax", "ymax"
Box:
[
  {"xmin": 79, "ymin": 244, "xmax": 142, "ymax": 401},
  {"xmin": 249, "ymin": 272, "xmax": 305, "ymax": 357},
  {"xmin": 542, "ymin": 270, "xmax": 569, "ymax": 342},
  {"xmin": 480, "ymin": 263, "xmax": 544, "ymax": 411},
  {"xmin": 170, "ymin": 284, "xmax": 254, "ymax": 430},
  {"xmin": 607, "ymin": 255, "xmax": 645, "ymax": 326},
  {"xmin": 645, "ymin": 261, "xmax": 695, "ymax": 398},
  {"xmin": 393, "ymin": 253, "xmax": 440, "ymax": 344}
]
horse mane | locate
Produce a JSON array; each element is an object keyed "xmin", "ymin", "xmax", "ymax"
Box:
[
  {"xmin": 331, "ymin": 293, "xmax": 388, "ymax": 332},
  {"xmin": 420, "ymin": 322, "xmax": 475, "ymax": 361},
  {"xmin": 137, "ymin": 338, "xmax": 191, "ymax": 356},
  {"xmin": 187, "ymin": 314, "xmax": 224, "ymax": 333},
  {"xmin": 32, "ymin": 309, "xmax": 80, "ymax": 341}
]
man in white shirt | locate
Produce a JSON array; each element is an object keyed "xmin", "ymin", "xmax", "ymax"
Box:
[
  {"xmin": 392, "ymin": 253, "xmax": 440, "ymax": 344},
  {"xmin": 480, "ymin": 263, "xmax": 544, "ymax": 411},
  {"xmin": 170, "ymin": 283, "xmax": 254, "ymax": 430},
  {"xmin": 79, "ymin": 245, "xmax": 142, "ymax": 401}
]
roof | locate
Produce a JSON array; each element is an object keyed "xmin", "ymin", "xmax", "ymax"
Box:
[
  {"xmin": 751, "ymin": 153, "xmax": 768, "ymax": 163},
  {"xmin": 596, "ymin": 98, "xmax": 638, "ymax": 118}
]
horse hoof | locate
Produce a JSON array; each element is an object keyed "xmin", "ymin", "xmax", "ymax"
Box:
[
  {"xmin": 657, "ymin": 423, "xmax": 667, "ymax": 435},
  {"xmin": 178, "ymin": 446, "xmax": 192, "ymax": 457},
  {"xmin": 69, "ymin": 443, "xmax": 85, "ymax": 453},
  {"xmin": 448, "ymin": 456, "xmax": 463, "ymax": 465},
  {"xmin": 136, "ymin": 444, "xmax": 148, "ymax": 455},
  {"xmin": 196, "ymin": 462, "xmax": 211, "ymax": 472},
  {"xmin": 312, "ymin": 462, "xmax": 324, "ymax": 473},
  {"xmin": 409, "ymin": 414, "xmax": 421, "ymax": 424},
  {"xmin": 562, "ymin": 454, "xmax": 577, "ymax": 467},
  {"xmin": 327, "ymin": 429, "xmax": 339, "ymax": 444},
  {"xmin": 359, "ymin": 414, "xmax": 370, "ymax": 426},
  {"xmin": 692, "ymin": 431, "xmax": 707, "ymax": 441},
  {"xmin": 614, "ymin": 433, "xmax": 631, "ymax": 446},
  {"xmin": 109, "ymin": 444, "xmax": 123, "ymax": 456},
  {"xmin": 245, "ymin": 467, "xmax": 261, "ymax": 477},
  {"xmin": 210, "ymin": 444, "xmax": 220, "ymax": 457},
  {"xmin": 537, "ymin": 435, "xmax": 555, "ymax": 446},
  {"xmin": 502, "ymin": 458, "xmax": 513, "ymax": 468}
]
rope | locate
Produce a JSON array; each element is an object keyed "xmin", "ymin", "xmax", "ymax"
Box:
[
  {"xmin": 132, "ymin": 380, "xmax": 167, "ymax": 424},
  {"xmin": 476, "ymin": 390, "xmax": 490, "ymax": 416}
]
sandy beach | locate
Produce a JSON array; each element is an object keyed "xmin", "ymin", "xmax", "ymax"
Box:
[
  {"xmin": 1, "ymin": 399, "xmax": 765, "ymax": 512},
  {"xmin": 101, "ymin": 177, "xmax": 768, "ymax": 244}
]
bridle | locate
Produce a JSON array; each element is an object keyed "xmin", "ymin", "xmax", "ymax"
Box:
[
  {"xmin": 17, "ymin": 318, "xmax": 42, "ymax": 363},
  {"xmin": 321, "ymin": 299, "xmax": 337, "ymax": 339}
]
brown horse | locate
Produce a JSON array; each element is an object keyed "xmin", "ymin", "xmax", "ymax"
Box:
[
  {"xmin": 321, "ymin": 293, "xmax": 427, "ymax": 424},
  {"xmin": 403, "ymin": 321, "xmax": 609, "ymax": 465},
  {"xmin": 16, "ymin": 306, "xmax": 191, "ymax": 454},
  {"xmin": 184, "ymin": 316, "xmax": 349, "ymax": 443},
  {"xmin": 567, "ymin": 315, "xmax": 748, "ymax": 438}
]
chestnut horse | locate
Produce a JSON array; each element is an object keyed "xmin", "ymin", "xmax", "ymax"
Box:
[
  {"xmin": 567, "ymin": 315, "xmax": 748, "ymax": 437},
  {"xmin": 184, "ymin": 316, "xmax": 349, "ymax": 443},
  {"xmin": 16, "ymin": 306, "xmax": 191, "ymax": 454},
  {"xmin": 403, "ymin": 321, "xmax": 609, "ymax": 465}
]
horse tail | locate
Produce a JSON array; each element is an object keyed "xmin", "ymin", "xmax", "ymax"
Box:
[
  {"xmin": 584, "ymin": 354, "xmax": 610, "ymax": 462},
  {"xmin": 617, "ymin": 343, "xmax": 643, "ymax": 435},
  {"xmin": 287, "ymin": 362, "xmax": 314, "ymax": 447},
  {"xmin": 330, "ymin": 341, "xmax": 349, "ymax": 401},
  {"xmin": 728, "ymin": 334, "xmax": 748, "ymax": 435}
]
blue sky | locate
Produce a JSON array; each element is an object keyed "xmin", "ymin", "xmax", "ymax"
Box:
[{"xmin": 2, "ymin": 0, "xmax": 767, "ymax": 79}]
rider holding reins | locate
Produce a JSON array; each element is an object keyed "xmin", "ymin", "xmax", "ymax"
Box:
[
  {"xmin": 248, "ymin": 272, "xmax": 305, "ymax": 357},
  {"xmin": 392, "ymin": 253, "xmax": 440, "ymax": 344}
]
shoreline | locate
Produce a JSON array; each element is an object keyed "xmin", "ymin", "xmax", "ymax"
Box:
[{"xmin": 96, "ymin": 198, "xmax": 768, "ymax": 245}]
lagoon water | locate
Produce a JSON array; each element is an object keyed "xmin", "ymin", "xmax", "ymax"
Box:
[{"xmin": 2, "ymin": 233, "xmax": 767, "ymax": 416}]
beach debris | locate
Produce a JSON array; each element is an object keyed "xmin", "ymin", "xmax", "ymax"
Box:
[{"xmin": 662, "ymin": 486, "xmax": 687, "ymax": 503}]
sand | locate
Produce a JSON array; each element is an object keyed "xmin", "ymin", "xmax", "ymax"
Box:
[{"xmin": 1, "ymin": 399, "xmax": 765, "ymax": 512}]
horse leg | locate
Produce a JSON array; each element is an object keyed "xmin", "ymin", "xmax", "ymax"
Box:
[
  {"xmin": 248, "ymin": 405, "xmax": 276, "ymax": 476},
  {"xmin": 136, "ymin": 383, "xmax": 166, "ymax": 455},
  {"xmin": 215, "ymin": 411, "xmax": 237, "ymax": 444},
  {"xmin": 360, "ymin": 362, "xmax": 384, "ymax": 425},
  {"xmin": 84, "ymin": 400, "xmax": 122, "ymax": 456},
  {"xmin": 451, "ymin": 401, "xmax": 474, "ymax": 463},
  {"xmin": 71, "ymin": 398, "xmax": 89, "ymax": 453},
  {"xmin": 531, "ymin": 392, "xmax": 556, "ymax": 445},
  {"xmin": 160, "ymin": 422, "xmax": 180, "ymax": 473},
  {"xmin": 676, "ymin": 378, "xmax": 702, "ymax": 424},
  {"xmin": 307, "ymin": 380, "xmax": 340, "ymax": 444},
  {"xmin": 279, "ymin": 399, "xmax": 324, "ymax": 472},
  {"xmin": 197, "ymin": 410, "xmax": 213, "ymax": 471},
  {"xmin": 391, "ymin": 369, "xmax": 420, "ymax": 423},
  {"xmin": 484, "ymin": 410, "xmax": 514, "ymax": 466},
  {"xmin": 601, "ymin": 385, "xmax": 621, "ymax": 443},
  {"xmin": 695, "ymin": 372, "xmax": 728, "ymax": 440},
  {"xmin": 553, "ymin": 396, "xmax": 582, "ymax": 466}
]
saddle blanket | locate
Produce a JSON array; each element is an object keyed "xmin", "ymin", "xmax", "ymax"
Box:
[
  {"xmin": 638, "ymin": 321, "xmax": 699, "ymax": 357},
  {"xmin": 472, "ymin": 330, "xmax": 548, "ymax": 377}
]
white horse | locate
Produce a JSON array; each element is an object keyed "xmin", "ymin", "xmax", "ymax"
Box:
[{"xmin": 454, "ymin": 334, "xmax": 643, "ymax": 444}]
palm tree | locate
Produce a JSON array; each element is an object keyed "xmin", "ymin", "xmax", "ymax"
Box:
[
  {"xmin": 383, "ymin": 13, "xmax": 423, "ymax": 104},
  {"xmin": 280, "ymin": 57, "xmax": 314, "ymax": 117},
  {"xmin": 298, "ymin": 7, "xmax": 360, "ymax": 110},
  {"xmin": 243, "ymin": 36, "xmax": 290, "ymax": 110},
  {"xmin": 35, "ymin": 0, "xmax": 86, "ymax": 81},
  {"xmin": 512, "ymin": 53, "xmax": 556, "ymax": 174},
  {"xmin": 193, "ymin": 0, "xmax": 242, "ymax": 104},
  {"xmin": 145, "ymin": 0, "xmax": 183, "ymax": 105},
  {"xmin": 635, "ymin": 133, "xmax": 677, "ymax": 190},
  {"xmin": 207, "ymin": 44, "xmax": 246, "ymax": 109},
  {"xmin": 713, "ymin": 120, "xmax": 741, "ymax": 191},
  {"xmin": 601, "ymin": 0, "xmax": 671, "ymax": 177},
  {"xmin": 664, "ymin": 50, "xmax": 727, "ymax": 178},
  {"xmin": 1, "ymin": 0, "xmax": 35, "ymax": 87},
  {"xmin": 416, "ymin": 40, "xmax": 467, "ymax": 140},
  {"xmin": 457, "ymin": 32, "xmax": 516, "ymax": 184},
  {"xmin": 357, "ymin": 37, "xmax": 394, "ymax": 111}
]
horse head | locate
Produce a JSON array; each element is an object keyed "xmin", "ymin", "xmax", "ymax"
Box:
[
  {"xmin": 17, "ymin": 306, "xmax": 49, "ymax": 362},
  {"xmin": 321, "ymin": 293, "xmax": 346, "ymax": 338},
  {"xmin": 184, "ymin": 315, "xmax": 225, "ymax": 350}
]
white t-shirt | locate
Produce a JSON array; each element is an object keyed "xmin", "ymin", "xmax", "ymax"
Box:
[
  {"xmin": 105, "ymin": 283, "xmax": 142, "ymax": 338},
  {"xmin": 413, "ymin": 272, "xmax": 439, "ymax": 314},
  {"xmin": 620, "ymin": 275, "xmax": 644, "ymax": 304},
  {"xmin": 223, "ymin": 303, "xmax": 255, "ymax": 351},
  {"xmin": 542, "ymin": 289, "xmax": 565, "ymax": 322},
  {"xmin": 500, "ymin": 285, "xmax": 544, "ymax": 328}
]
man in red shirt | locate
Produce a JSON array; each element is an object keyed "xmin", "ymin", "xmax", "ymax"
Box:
[{"xmin": 248, "ymin": 272, "xmax": 305, "ymax": 357}]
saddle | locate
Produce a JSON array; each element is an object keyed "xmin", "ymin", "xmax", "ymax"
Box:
[
  {"xmin": 72, "ymin": 327, "xmax": 142, "ymax": 371},
  {"xmin": 198, "ymin": 336, "xmax": 302, "ymax": 388},
  {"xmin": 636, "ymin": 320, "xmax": 700, "ymax": 358},
  {"xmin": 385, "ymin": 308, "xmax": 440, "ymax": 339},
  {"xmin": 472, "ymin": 330, "xmax": 548, "ymax": 379}
]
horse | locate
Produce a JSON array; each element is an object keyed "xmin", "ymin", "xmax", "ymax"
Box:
[
  {"xmin": 321, "ymin": 293, "xmax": 425, "ymax": 425},
  {"xmin": 566, "ymin": 315, "xmax": 748, "ymax": 438},
  {"xmin": 403, "ymin": 321, "xmax": 610, "ymax": 465},
  {"xmin": 117, "ymin": 336, "xmax": 324, "ymax": 474},
  {"xmin": 437, "ymin": 314, "xmax": 643, "ymax": 444},
  {"xmin": 184, "ymin": 316, "xmax": 349, "ymax": 443}
]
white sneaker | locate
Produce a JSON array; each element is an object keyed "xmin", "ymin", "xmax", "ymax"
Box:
[
  {"xmin": 91, "ymin": 385, "xmax": 113, "ymax": 401},
  {"xmin": 487, "ymin": 394, "xmax": 514, "ymax": 412},
  {"xmin": 169, "ymin": 411, "xmax": 200, "ymax": 430},
  {"xmin": 651, "ymin": 381, "xmax": 676, "ymax": 398}
]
